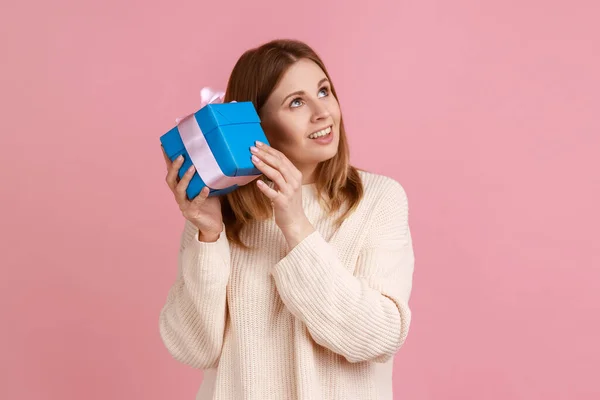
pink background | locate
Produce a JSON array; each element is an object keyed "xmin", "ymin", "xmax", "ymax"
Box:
[{"xmin": 1, "ymin": 0, "xmax": 599, "ymax": 398}]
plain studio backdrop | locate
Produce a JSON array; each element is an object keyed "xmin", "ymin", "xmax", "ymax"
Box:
[{"xmin": 1, "ymin": 0, "xmax": 598, "ymax": 399}]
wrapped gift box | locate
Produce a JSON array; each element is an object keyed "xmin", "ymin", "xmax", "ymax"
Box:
[{"xmin": 160, "ymin": 98, "xmax": 269, "ymax": 199}]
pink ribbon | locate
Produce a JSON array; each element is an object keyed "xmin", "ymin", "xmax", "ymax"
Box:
[{"xmin": 176, "ymin": 87, "xmax": 261, "ymax": 190}]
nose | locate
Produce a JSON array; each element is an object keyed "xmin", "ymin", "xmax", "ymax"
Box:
[{"xmin": 310, "ymin": 101, "xmax": 330, "ymax": 123}]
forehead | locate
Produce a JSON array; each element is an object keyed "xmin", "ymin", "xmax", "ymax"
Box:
[{"xmin": 272, "ymin": 59, "xmax": 327, "ymax": 96}]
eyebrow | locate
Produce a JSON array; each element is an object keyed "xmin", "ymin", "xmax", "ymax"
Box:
[{"xmin": 280, "ymin": 78, "xmax": 330, "ymax": 105}]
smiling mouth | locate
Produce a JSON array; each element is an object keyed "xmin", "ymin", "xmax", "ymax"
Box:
[{"xmin": 308, "ymin": 125, "xmax": 332, "ymax": 139}]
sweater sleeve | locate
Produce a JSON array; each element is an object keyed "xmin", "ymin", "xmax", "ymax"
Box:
[
  {"xmin": 269, "ymin": 180, "xmax": 415, "ymax": 364},
  {"xmin": 158, "ymin": 220, "xmax": 231, "ymax": 369}
]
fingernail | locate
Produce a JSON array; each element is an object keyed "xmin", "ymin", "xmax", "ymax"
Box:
[
  {"xmin": 187, "ymin": 165, "xmax": 195, "ymax": 173},
  {"xmin": 252, "ymin": 155, "xmax": 260, "ymax": 163},
  {"xmin": 250, "ymin": 146, "xmax": 258, "ymax": 153},
  {"xmin": 177, "ymin": 155, "xmax": 184, "ymax": 161},
  {"xmin": 255, "ymin": 141, "xmax": 264, "ymax": 147}
]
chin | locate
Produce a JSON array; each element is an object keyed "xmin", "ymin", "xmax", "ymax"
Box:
[
  {"xmin": 323, "ymin": 147, "xmax": 339, "ymax": 161},
  {"xmin": 313, "ymin": 144, "xmax": 339, "ymax": 163}
]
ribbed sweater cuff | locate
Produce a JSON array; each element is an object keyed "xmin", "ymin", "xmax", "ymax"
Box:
[
  {"xmin": 182, "ymin": 226, "xmax": 231, "ymax": 284},
  {"xmin": 270, "ymin": 230, "xmax": 333, "ymax": 284}
]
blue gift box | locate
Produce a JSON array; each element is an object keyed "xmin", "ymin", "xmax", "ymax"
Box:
[{"xmin": 160, "ymin": 101, "xmax": 269, "ymax": 199}]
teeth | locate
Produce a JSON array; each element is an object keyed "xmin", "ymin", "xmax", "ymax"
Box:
[{"xmin": 308, "ymin": 126, "xmax": 331, "ymax": 139}]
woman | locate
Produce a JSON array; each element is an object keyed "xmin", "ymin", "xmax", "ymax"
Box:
[{"xmin": 159, "ymin": 39, "xmax": 415, "ymax": 400}]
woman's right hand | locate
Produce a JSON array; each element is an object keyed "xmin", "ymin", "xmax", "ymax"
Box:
[{"xmin": 162, "ymin": 147, "xmax": 223, "ymax": 241}]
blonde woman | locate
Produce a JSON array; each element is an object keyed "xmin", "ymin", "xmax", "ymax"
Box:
[{"xmin": 159, "ymin": 39, "xmax": 415, "ymax": 400}]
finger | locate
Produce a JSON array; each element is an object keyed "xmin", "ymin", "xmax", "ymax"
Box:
[
  {"xmin": 256, "ymin": 142, "xmax": 292, "ymax": 167},
  {"xmin": 174, "ymin": 164, "xmax": 196, "ymax": 204},
  {"xmin": 256, "ymin": 179, "xmax": 279, "ymax": 202},
  {"xmin": 254, "ymin": 142, "xmax": 284, "ymax": 166},
  {"xmin": 251, "ymin": 154, "xmax": 288, "ymax": 191},
  {"xmin": 165, "ymin": 155, "xmax": 185, "ymax": 190},
  {"xmin": 251, "ymin": 147, "xmax": 294, "ymax": 183},
  {"xmin": 190, "ymin": 186, "xmax": 210, "ymax": 206},
  {"xmin": 254, "ymin": 143, "xmax": 301, "ymax": 183}
]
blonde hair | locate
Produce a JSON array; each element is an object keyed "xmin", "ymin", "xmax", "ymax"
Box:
[{"xmin": 222, "ymin": 39, "xmax": 364, "ymax": 248}]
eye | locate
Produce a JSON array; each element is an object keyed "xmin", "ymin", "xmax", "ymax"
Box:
[
  {"xmin": 318, "ymin": 86, "xmax": 330, "ymax": 97},
  {"xmin": 290, "ymin": 98, "xmax": 303, "ymax": 108},
  {"xmin": 289, "ymin": 86, "xmax": 330, "ymax": 109}
]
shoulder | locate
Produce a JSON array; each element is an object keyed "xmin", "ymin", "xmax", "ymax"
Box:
[
  {"xmin": 356, "ymin": 169, "xmax": 409, "ymax": 209},
  {"xmin": 353, "ymin": 169, "xmax": 411, "ymax": 245}
]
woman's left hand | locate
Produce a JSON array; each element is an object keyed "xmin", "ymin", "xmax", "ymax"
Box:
[{"xmin": 250, "ymin": 141, "xmax": 315, "ymax": 245}]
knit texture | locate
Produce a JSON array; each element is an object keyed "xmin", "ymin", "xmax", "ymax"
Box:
[{"xmin": 159, "ymin": 170, "xmax": 415, "ymax": 400}]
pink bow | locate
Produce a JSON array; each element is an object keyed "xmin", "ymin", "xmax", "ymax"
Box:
[{"xmin": 175, "ymin": 87, "xmax": 227, "ymax": 124}]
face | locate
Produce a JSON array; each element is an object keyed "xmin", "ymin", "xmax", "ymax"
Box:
[{"xmin": 260, "ymin": 58, "xmax": 341, "ymax": 182}]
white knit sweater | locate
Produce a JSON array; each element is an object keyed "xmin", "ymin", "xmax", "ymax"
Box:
[{"xmin": 159, "ymin": 170, "xmax": 415, "ymax": 400}]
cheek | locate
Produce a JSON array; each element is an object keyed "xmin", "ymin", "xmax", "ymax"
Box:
[
  {"xmin": 263, "ymin": 117, "xmax": 305, "ymax": 149},
  {"xmin": 328, "ymin": 99, "xmax": 342, "ymax": 123}
]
